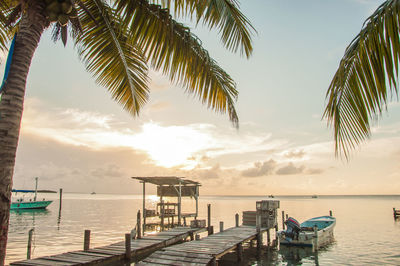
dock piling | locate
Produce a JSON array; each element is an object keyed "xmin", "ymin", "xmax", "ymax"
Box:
[
  {"xmin": 27, "ymin": 228, "xmax": 34, "ymax": 259},
  {"xmin": 282, "ymin": 210, "xmax": 285, "ymax": 230},
  {"xmin": 83, "ymin": 230, "xmax": 90, "ymax": 251},
  {"xmin": 219, "ymin": 221, "xmax": 224, "ymax": 232},
  {"xmin": 236, "ymin": 243, "xmax": 243, "ymax": 261},
  {"xmin": 329, "ymin": 210, "xmax": 333, "ymax": 216},
  {"xmin": 59, "ymin": 188, "xmax": 62, "ymax": 213},
  {"xmin": 137, "ymin": 210, "xmax": 142, "ymax": 239},
  {"xmin": 256, "ymin": 213, "xmax": 262, "ymax": 250},
  {"xmin": 235, "ymin": 213, "xmax": 239, "ymax": 227},
  {"xmin": 125, "ymin": 233, "xmax": 131, "ymax": 260}
]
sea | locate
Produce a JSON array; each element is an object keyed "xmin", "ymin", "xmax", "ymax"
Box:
[{"xmin": 5, "ymin": 194, "xmax": 400, "ymax": 265}]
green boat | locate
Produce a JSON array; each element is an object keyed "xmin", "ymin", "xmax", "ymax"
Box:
[{"xmin": 11, "ymin": 177, "xmax": 53, "ymax": 210}]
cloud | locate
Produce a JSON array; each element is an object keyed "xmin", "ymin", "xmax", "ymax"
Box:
[
  {"xmin": 305, "ymin": 168, "xmax": 324, "ymax": 175},
  {"xmin": 148, "ymin": 101, "xmax": 171, "ymax": 112},
  {"xmin": 21, "ymin": 101, "xmax": 290, "ymax": 169},
  {"xmin": 284, "ymin": 150, "xmax": 305, "ymax": 159},
  {"xmin": 276, "ymin": 162, "xmax": 305, "ymax": 175},
  {"xmin": 241, "ymin": 159, "xmax": 276, "ymax": 177},
  {"xmin": 91, "ymin": 164, "xmax": 123, "ymax": 179},
  {"xmin": 192, "ymin": 164, "xmax": 221, "ymax": 180}
]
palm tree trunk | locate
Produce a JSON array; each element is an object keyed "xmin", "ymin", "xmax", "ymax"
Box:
[{"xmin": 0, "ymin": 10, "xmax": 47, "ymax": 265}]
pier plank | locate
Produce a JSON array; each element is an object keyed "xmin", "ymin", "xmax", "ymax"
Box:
[
  {"xmin": 138, "ymin": 225, "xmax": 266, "ymax": 265},
  {"xmin": 11, "ymin": 227, "xmax": 205, "ymax": 266}
]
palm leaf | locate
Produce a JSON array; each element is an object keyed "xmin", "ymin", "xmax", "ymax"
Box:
[
  {"xmin": 74, "ymin": 0, "xmax": 149, "ymax": 115},
  {"xmin": 153, "ymin": 0, "xmax": 255, "ymax": 58},
  {"xmin": 115, "ymin": 0, "xmax": 239, "ymax": 126},
  {"xmin": 324, "ymin": 0, "xmax": 400, "ymax": 158}
]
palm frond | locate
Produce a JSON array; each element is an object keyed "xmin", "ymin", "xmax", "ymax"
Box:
[
  {"xmin": 115, "ymin": 0, "xmax": 239, "ymax": 126},
  {"xmin": 324, "ymin": 0, "xmax": 400, "ymax": 158},
  {"xmin": 152, "ymin": 0, "xmax": 255, "ymax": 58},
  {"xmin": 75, "ymin": 0, "xmax": 149, "ymax": 115}
]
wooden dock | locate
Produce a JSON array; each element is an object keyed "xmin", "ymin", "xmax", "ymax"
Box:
[
  {"xmin": 136, "ymin": 225, "xmax": 266, "ymax": 265},
  {"xmin": 10, "ymin": 227, "xmax": 205, "ymax": 266}
]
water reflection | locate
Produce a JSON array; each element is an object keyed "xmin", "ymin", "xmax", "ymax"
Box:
[
  {"xmin": 279, "ymin": 246, "xmax": 319, "ymax": 265},
  {"xmin": 9, "ymin": 209, "xmax": 50, "ymax": 233}
]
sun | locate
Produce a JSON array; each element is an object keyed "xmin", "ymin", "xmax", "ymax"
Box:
[{"xmin": 130, "ymin": 123, "xmax": 213, "ymax": 169}]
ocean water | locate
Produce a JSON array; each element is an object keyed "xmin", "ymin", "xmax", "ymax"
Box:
[{"xmin": 5, "ymin": 194, "xmax": 400, "ymax": 265}]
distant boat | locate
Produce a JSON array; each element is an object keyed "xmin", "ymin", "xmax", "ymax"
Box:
[
  {"xmin": 311, "ymin": 195, "xmax": 318, "ymax": 198},
  {"xmin": 268, "ymin": 195, "xmax": 275, "ymax": 198},
  {"xmin": 91, "ymin": 192, "xmax": 96, "ymax": 195},
  {"xmin": 11, "ymin": 177, "xmax": 53, "ymax": 210},
  {"xmin": 279, "ymin": 216, "xmax": 336, "ymax": 250}
]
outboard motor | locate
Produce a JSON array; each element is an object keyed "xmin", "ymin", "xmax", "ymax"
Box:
[{"xmin": 284, "ymin": 217, "xmax": 301, "ymax": 240}]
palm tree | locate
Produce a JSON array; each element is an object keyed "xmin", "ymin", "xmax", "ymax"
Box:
[
  {"xmin": 324, "ymin": 0, "xmax": 400, "ymax": 158},
  {"xmin": 0, "ymin": 0, "xmax": 255, "ymax": 263}
]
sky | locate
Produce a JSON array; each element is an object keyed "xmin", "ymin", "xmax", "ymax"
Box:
[{"xmin": 7, "ymin": 0, "xmax": 400, "ymax": 195}]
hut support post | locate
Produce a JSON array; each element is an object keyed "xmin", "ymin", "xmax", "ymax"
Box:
[
  {"xmin": 142, "ymin": 182, "xmax": 146, "ymax": 234},
  {"xmin": 178, "ymin": 180, "xmax": 182, "ymax": 226},
  {"xmin": 207, "ymin": 204, "xmax": 212, "ymax": 235},
  {"xmin": 161, "ymin": 200, "xmax": 165, "ymax": 231},
  {"xmin": 195, "ymin": 185, "xmax": 199, "ymax": 219}
]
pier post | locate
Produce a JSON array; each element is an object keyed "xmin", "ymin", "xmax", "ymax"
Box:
[
  {"xmin": 256, "ymin": 213, "xmax": 262, "ymax": 250},
  {"xmin": 195, "ymin": 234, "xmax": 200, "ymax": 240},
  {"xmin": 236, "ymin": 243, "xmax": 243, "ymax": 261},
  {"xmin": 286, "ymin": 214, "xmax": 288, "ymax": 220},
  {"xmin": 313, "ymin": 225, "xmax": 318, "ymax": 251},
  {"xmin": 208, "ymin": 226, "xmax": 214, "ymax": 235},
  {"xmin": 281, "ymin": 211, "xmax": 285, "ymax": 230},
  {"xmin": 142, "ymin": 182, "xmax": 146, "ymax": 234},
  {"xmin": 125, "ymin": 233, "xmax": 131, "ymax": 261},
  {"xmin": 207, "ymin": 204, "xmax": 212, "ymax": 235},
  {"xmin": 394, "ymin": 208, "xmax": 397, "ymax": 219},
  {"xmin": 27, "ymin": 228, "xmax": 34, "ymax": 259},
  {"xmin": 161, "ymin": 200, "xmax": 165, "ymax": 231},
  {"xmin": 210, "ymin": 257, "xmax": 217, "ymax": 266},
  {"xmin": 329, "ymin": 210, "xmax": 333, "ymax": 216},
  {"xmin": 183, "ymin": 216, "xmax": 186, "ymax": 226},
  {"xmin": 84, "ymin": 230, "xmax": 91, "ymax": 251},
  {"xmin": 59, "ymin": 188, "xmax": 62, "ymax": 213},
  {"xmin": 219, "ymin": 221, "xmax": 224, "ymax": 232},
  {"xmin": 189, "ymin": 231, "xmax": 194, "ymax": 241},
  {"xmin": 137, "ymin": 210, "xmax": 142, "ymax": 239},
  {"xmin": 235, "ymin": 213, "xmax": 239, "ymax": 227}
]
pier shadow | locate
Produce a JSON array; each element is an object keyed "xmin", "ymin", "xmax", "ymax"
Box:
[{"xmin": 214, "ymin": 244, "xmax": 324, "ymax": 265}]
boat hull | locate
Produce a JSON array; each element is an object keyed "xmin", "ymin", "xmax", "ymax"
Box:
[
  {"xmin": 10, "ymin": 200, "xmax": 53, "ymax": 210},
  {"xmin": 279, "ymin": 216, "xmax": 335, "ymax": 250}
]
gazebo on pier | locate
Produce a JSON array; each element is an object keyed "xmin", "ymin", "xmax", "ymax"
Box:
[{"xmin": 132, "ymin": 176, "xmax": 201, "ymax": 232}]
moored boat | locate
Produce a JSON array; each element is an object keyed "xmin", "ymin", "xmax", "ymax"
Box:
[
  {"xmin": 11, "ymin": 177, "xmax": 53, "ymax": 210},
  {"xmin": 279, "ymin": 216, "xmax": 336, "ymax": 250}
]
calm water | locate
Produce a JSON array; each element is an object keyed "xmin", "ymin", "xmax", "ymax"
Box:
[{"xmin": 5, "ymin": 194, "xmax": 400, "ymax": 265}]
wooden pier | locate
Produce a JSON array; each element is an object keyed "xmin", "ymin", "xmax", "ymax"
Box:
[
  {"xmin": 10, "ymin": 227, "xmax": 205, "ymax": 266},
  {"xmin": 136, "ymin": 225, "xmax": 267, "ymax": 265}
]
